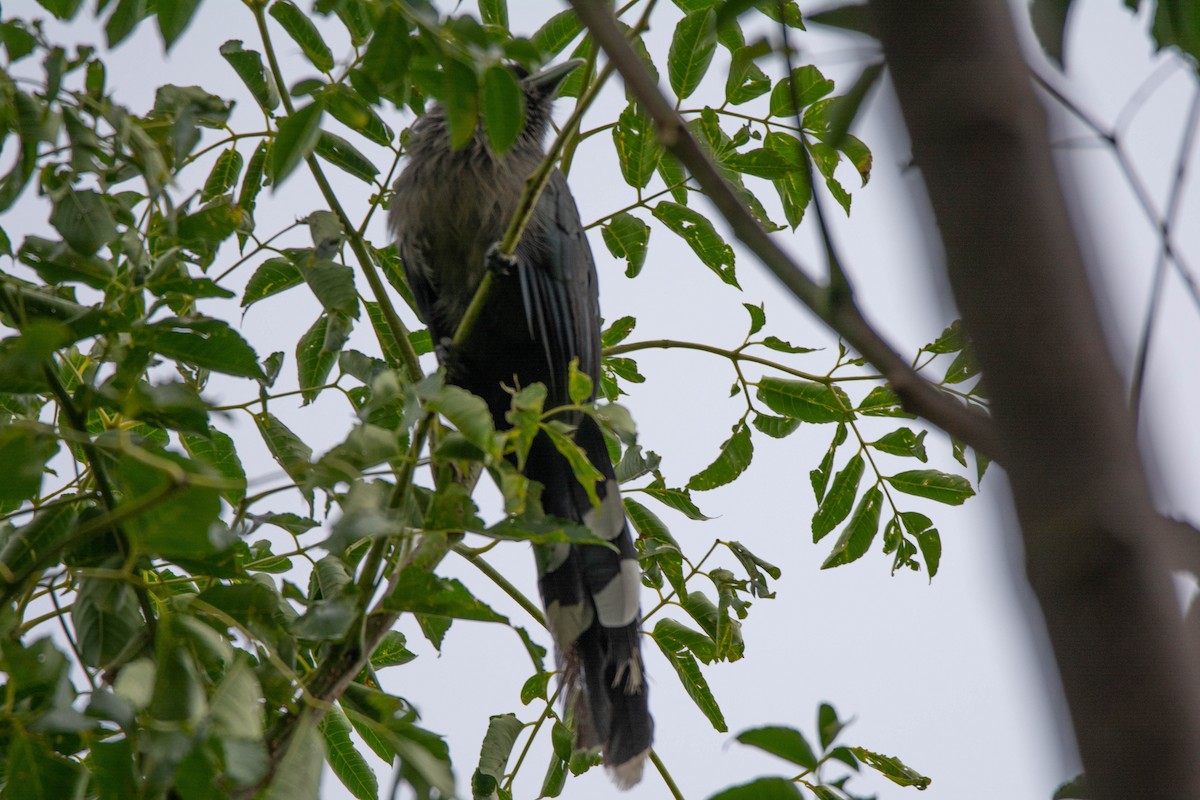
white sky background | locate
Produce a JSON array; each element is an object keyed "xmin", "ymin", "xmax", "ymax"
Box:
[{"xmin": 5, "ymin": 1, "xmax": 1200, "ymax": 799}]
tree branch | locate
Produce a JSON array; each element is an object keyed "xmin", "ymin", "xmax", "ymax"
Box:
[
  {"xmin": 565, "ymin": 0, "xmax": 1002, "ymax": 462},
  {"xmin": 869, "ymin": 2, "xmax": 1200, "ymax": 798}
]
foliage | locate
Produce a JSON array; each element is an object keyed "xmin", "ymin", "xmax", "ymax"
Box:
[{"xmin": 0, "ymin": 1, "xmax": 987, "ymax": 798}]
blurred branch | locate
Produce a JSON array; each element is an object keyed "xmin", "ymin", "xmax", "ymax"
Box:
[
  {"xmin": 565, "ymin": 0, "xmax": 1002, "ymax": 463},
  {"xmin": 870, "ymin": 2, "xmax": 1200, "ymax": 799}
]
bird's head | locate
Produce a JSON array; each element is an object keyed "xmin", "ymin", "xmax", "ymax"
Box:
[{"xmin": 513, "ymin": 58, "xmax": 584, "ymax": 147}]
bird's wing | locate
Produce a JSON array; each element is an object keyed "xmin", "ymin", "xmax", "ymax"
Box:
[{"xmin": 515, "ymin": 169, "xmax": 602, "ymax": 402}]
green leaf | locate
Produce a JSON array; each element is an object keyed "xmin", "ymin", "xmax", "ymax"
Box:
[
  {"xmin": 641, "ymin": 483, "xmax": 710, "ymax": 520},
  {"xmin": 707, "ymin": 777, "xmax": 804, "ymax": 800},
  {"xmin": 265, "ymin": 713, "xmax": 324, "ymax": 800},
  {"xmin": 821, "ymin": 485, "xmax": 883, "ymax": 569},
  {"xmin": 481, "ymin": 64, "xmax": 524, "ymax": 155},
  {"xmin": 668, "ymin": 9, "xmax": 717, "ymax": 100},
  {"xmin": 321, "ymin": 704, "xmax": 378, "ymax": 800},
  {"xmin": 653, "ymin": 636, "xmax": 726, "ymax": 731},
  {"xmin": 657, "ymin": 152, "xmax": 689, "ymax": 203},
  {"xmin": 613, "ymin": 104, "xmax": 661, "ymax": 189},
  {"xmin": 756, "ymin": 378, "xmax": 849, "ymax": 422},
  {"xmin": 871, "ymin": 427, "xmax": 928, "ymax": 461},
  {"xmin": 687, "ymin": 422, "xmax": 752, "ymax": 491},
  {"xmin": 765, "ymin": 132, "xmax": 812, "ymax": 228},
  {"xmin": 1053, "ymin": 773, "xmax": 1089, "ymax": 800},
  {"xmin": 371, "ymin": 631, "xmax": 417, "ymax": 668},
  {"xmin": 142, "ymin": 318, "xmax": 265, "ymax": 379},
  {"xmin": 157, "ymin": 0, "xmax": 202, "ymax": 51},
  {"xmin": 601, "ymin": 213, "xmax": 650, "ymax": 278},
  {"xmin": 726, "ymin": 148, "xmax": 794, "ymax": 180},
  {"xmin": 520, "ymin": 672, "xmax": 552, "ymax": 705},
  {"xmin": 422, "ymin": 384, "xmax": 495, "ymax": 453},
  {"xmin": 442, "ymin": 57, "xmax": 480, "ymax": 150},
  {"xmin": 943, "ymin": 346, "xmax": 979, "ymax": 384},
  {"xmin": 812, "ymin": 453, "xmax": 864, "ymax": 542},
  {"xmin": 653, "ymin": 617, "xmax": 717, "ymax": 663},
  {"xmin": 901, "ymin": 511, "xmax": 941, "ymax": 578},
  {"xmin": 270, "ymin": 100, "xmax": 325, "ymax": 186},
  {"xmin": 531, "ymin": 10, "xmax": 582, "ymax": 56},
  {"xmin": 201, "ymin": 147, "xmax": 245, "ymax": 200},
  {"xmin": 0, "ymin": 422, "xmax": 59, "ymax": 506},
  {"xmin": 297, "ymin": 313, "xmax": 351, "ymax": 404},
  {"xmin": 857, "ymin": 385, "xmax": 916, "ymax": 418},
  {"xmin": 735, "ymin": 726, "xmax": 817, "ymax": 769},
  {"xmin": 848, "ymin": 747, "xmax": 931, "ymax": 789},
  {"xmin": 181, "ymin": 430, "xmax": 247, "ymax": 505},
  {"xmin": 74, "ymin": 568, "xmax": 143, "ymax": 668},
  {"xmin": 542, "ymin": 424, "xmax": 604, "ymax": 508},
  {"xmin": 270, "ymin": 0, "xmax": 334, "ymax": 72},
  {"xmin": 743, "ymin": 303, "xmax": 766, "ymax": 336},
  {"xmin": 315, "ymin": 130, "xmax": 380, "ymax": 183},
  {"xmin": 5, "ymin": 730, "xmax": 89, "ymax": 800},
  {"xmin": 243, "ymin": 256, "xmax": 303, "ymax": 308},
  {"xmin": 220, "ymin": 40, "xmax": 280, "ymax": 111},
  {"xmin": 381, "ymin": 568, "xmax": 508, "ymax": 623},
  {"xmin": 726, "ymin": 41, "xmax": 771, "ymax": 105},
  {"xmin": 769, "ymin": 65, "xmax": 835, "ymax": 118},
  {"xmin": 254, "ymin": 412, "xmax": 313, "ymax": 487},
  {"xmin": 1030, "ymin": 0, "xmax": 1072, "ymax": 67},
  {"xmin": 302, "ymin": 259, "xmax": 359, "ymax": 317},
  {"xmin": 325, "ymin": 84, "xmax": 392, "ymax": 146},
  {"xmin": 50, "ymin": 189, "xmax": 117, "ymax": 256},
  {"xmin": 601, "ymin": 316, "xmax": 637, "ymax": 348},
  {"xmin": 478, "ymin": 0, "xmax": 508, "ymax": 27},
  {"xmin": 116, "ymin": 453, "xmax": 225, "ymax": 559},
  {"xmin": 751, "ymin": 413, "xmax": 801, "ymax": 439},
  {"xmin": 887, "ymin": 469, "xmax": 975, "ymax": 505},
  {"xmin": 474, "ymin": 713, "xmax": 523, "ymax": 796},
  {"xmin": 652, "ymin": 201, "xmax": 738, "ymax": 287}
]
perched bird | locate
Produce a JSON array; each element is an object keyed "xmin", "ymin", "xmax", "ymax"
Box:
[{"xmin": 389, "ymin": 60, "xmax": 653, "ymax": 787}]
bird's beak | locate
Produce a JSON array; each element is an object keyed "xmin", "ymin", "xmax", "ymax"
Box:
[{"xmin": 527, "ymin": 59, "xmax": 585, "ymax": 95}]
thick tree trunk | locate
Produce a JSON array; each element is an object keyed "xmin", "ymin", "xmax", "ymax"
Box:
[{"xmin": 869, "ymin": 2, "xmax": 1200, "ymax": 797}]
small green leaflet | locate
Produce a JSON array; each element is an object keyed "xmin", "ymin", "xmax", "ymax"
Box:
[
  {"xmin": 653, "ymin": 201, "xmax": 738, "ymax": 287},
  {"xmin": 821, "ymin": 485, "xmax": 883, "ymax": 568},
  {"xmin": 687, "ymin": 421, "xmax": 752, "ymax": 491},
  {"xmin": 756, "ymin": 378, "xmax": 849, "ymax": 423},
  {"xmin": 735, "ymin": 726, "xmax": 818, "ymax": 770},
  {"xmin": 886, "ymin": 469, "xmax": 975, "ymax": 505},
  {"xmin": 668, "ymin": 9, "xmax": 717, "ymax": 100}
]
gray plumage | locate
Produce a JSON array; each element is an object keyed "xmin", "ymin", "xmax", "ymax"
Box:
[{"xmin": 389, "ymin": 60, "xmax": 653, "ymax": 788}]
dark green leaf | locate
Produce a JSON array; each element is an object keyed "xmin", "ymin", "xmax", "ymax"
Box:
[
  {"xmin": 531, "ymin": 10, "xmax": 582, "ymax": 56},
  {"xmin": 157, "ymin": 0, "xmax": 202, "ymax": 51},
  {"xmin": 810, "ymin": 423, "xmax": 846, "ymax": 502},
  {"xmin": 613, "ymin": 105, "xmax": 661, "ymax": 190},
  {"xmin": 254, "ymin": 412, "xmax": 313, "ymax": 487},
  {"xmin": 442, "ymin": 57, "xmax": 480, "ymax": 150},
  {"xmin": 887, "ymin": 469, "xmax": 975, "ymax": 505},
  {"xmin": 478, "ymin": 0, "xmax": 509, "ymax": 27},
  {"xmin": 770, "ymin": 65, "xmax": 835, "ymax": 117},
  {"xmin": 812, "ymin": 453, "xmax": 864, "ymax": 542},
  {"xmin": 297, "ymin": 313, "xmax": 350, "ymax": 404},
  {"xmin": 871, "ymin": 427, "xmax": 928, "ymax": 461},
  {"xmin": 727, "ymin": 148, "xmax": 794, "ymax": 180},
  {"xmin": 756, "ymin": 378, "xmax": 849, "ymax": 422},
  {"xmin": 315, "ymin": 130, "xmax": 380, "ymax": 183},
  {"xmin": 821, "ymin": 485, "xmax": 884, "ymax": 569},
  {"xmin": 601, "ymin": 213, "xmax": 650, "ymax": 278},
  {"xmin": 856, "ymin": 385, "xmax": 916, "ymax": 418},
  {"xmin": 302, "ymin": 259, "xmax": 359, "ymax": 317},
  {"xmin": 817, "ymin": 702, "xmax": 846, "ymax": 750},
  {"xmin": 653, "ymin": 636, "xmax": 726, "ymax": 731},
  {"xmin": 653, "ymin": 617, "xmax": 717, "ymax": 663},
  {"xmin": 270, "ymin": 100, "xmax": 325, "ymax": 185},
  {"xmin": 687, "ymin": 422, "xmax": 752, "ymax": 491},
  {"xmin": 751, "ymin": 413, "xmax": 801, "ymax": 439},
  {"xmin": 5, "ymin": 730, "xmax": 88, "ymax": 800},
  {"xmin": 726, "ymin": 42, "xmax": 771, "ymax": 105},
  {"xmin": 0, "ymin": 422, "xmax": 58, "ymax": 506},
  {"xmin": 74, "ymin": 569, "xmax": 143, "ymax": 668},
  {"xmin": 243, "ymin": 257, "xmax": 303, "ymax": 307},
  {"xmin": 116, "ymin": 453, "xmax": 224, "ymax": 559},
  {"xmin": 652, "ymin": 201, "xmax": 738, "ymax": 287},
  {"xmin": 325, "ymin": 84, "xmax": 392, "ymax": 146},
  {"xmin": 708, "ymin": 777, "xmax": 804, "ymax": 800},
  {"xmin": 201, "ymin": 147, "xmax": 244, "ymax": 200},
  {"xmin": 601, "ymin": 316, "xmax": 637, "ymax": 348},
  {"xmin": 50, "ymin": 189, "xmax": 117, "ymax": 256},
  {"xmin": 1053, "ymin": 773, "xmax": 1089, "ymax": 800},
  {"xmin": 760, "ymin": 336, "xmax": 816, "ymax": 354},
  {"xmin": 1030, "ymin": 0, "xmax": 1073, "ymax": 67},
  {"xmin": 848, "ymin": 747, "xmax": 931, "ymax": 789},
  {"xmin": 270, "ymin": 0, "xmax": 334, "ymax": 72},
  {"xmin": 736, "ymin": 726, "xmax": 817, "ymax": 769},
  {"xmin": 668, "ymin": 9, "xmax": 717, "ymax": 100},
  {"xmin": 422, "ymin": 383, "xmax": 495, "ymax": 452},
  {"xmin": 182, "ymin": 430, "xmax": 247, "ymax": 505},
  {"xmin": 481, "ymin": 64, "xmax": 524, "ymax": 155},
  {"xmin": 220, "ymin": 40, "xmax": 280, "ymax": 111},
  {"xmin": 475, "ymin": 713, "xmax": 523, "ymax": 794},
  {"xmin": 320, "ymin": 703, "xmax": 378, "ymax": 800},
  {"xmin": 943, "ymin": 346, "xmax": 979, "ymax": 384},
  {"xmin": 381, "ymin": 568, "xmax": 507, "ymax": 622},
  {"xmin": 142, "ymin": 318, "xmax": 264, "ymax": 379}
]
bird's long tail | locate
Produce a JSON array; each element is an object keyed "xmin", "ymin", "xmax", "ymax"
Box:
[{"xmin": 525, "ymin": 414, "xmax": 653, "ymax": 788}]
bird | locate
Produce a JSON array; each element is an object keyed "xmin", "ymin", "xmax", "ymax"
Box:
[{"xmin": 389, "ymin": 59, "xmax": 653, "ymax": 788}]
